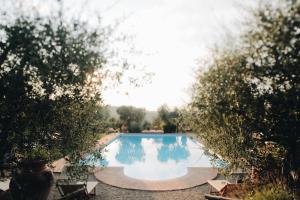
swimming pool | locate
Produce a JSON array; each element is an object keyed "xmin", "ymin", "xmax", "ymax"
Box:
[{"xmin": 86, "ymin": 134, "xmax": 212, "ymax": 181}]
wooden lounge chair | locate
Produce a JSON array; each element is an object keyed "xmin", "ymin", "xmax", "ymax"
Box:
[
  {"xmin": 220, "ymin": 183, "xmax": 242, "ymax": 197},
  {"xmin": 206, "ymin": 180, "xmax": 243, "ymax": 200},
  {"xmin": 56, "ymin": 179, "xmax": 98, "ymax": 200}
]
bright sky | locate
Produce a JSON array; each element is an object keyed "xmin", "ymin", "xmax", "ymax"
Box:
[
  {"xmin": 95, "ymin": 0, "xmax": 256, "ymax": 111},
  {"xmin": 3, "ymin": 0, "xmax": 257, "ymax": 111}
]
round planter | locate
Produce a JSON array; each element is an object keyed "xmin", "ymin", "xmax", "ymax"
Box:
[{"xmin": 9, "ymin": 160, "xmax": 54, "ymax": 200}]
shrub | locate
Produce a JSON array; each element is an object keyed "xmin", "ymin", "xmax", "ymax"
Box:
[
  {"xmin": 245, "ymin": 185, "xmax": 294, "ymax": 200},
  {"xmin": 163, "ymin": 124, "xmax": 177, "ymax": 133}
]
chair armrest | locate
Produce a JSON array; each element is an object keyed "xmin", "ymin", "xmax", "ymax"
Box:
[{"xmin": 86, "ymin": 181, "xmax": 98, "ymax": 194}]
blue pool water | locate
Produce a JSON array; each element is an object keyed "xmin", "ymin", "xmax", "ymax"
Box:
[{"xmin": 86, "ymin": 134, "xmax": 212, "ymax": 180}]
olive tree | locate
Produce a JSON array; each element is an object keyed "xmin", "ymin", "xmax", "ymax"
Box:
[
  {"xmin": 0, "ymin": 15, "xmax": 112, "ymax": 175},
  {"xmin": 116, "ymin": 106, "xmax": 146, "ymax": 133},
  {"xmin": 189, "ymin": 1, "xmax": 299, "ymax": 188},
  {"xmin": 155, "ymin": 105, "xmax": 179, "ymax": 133}
]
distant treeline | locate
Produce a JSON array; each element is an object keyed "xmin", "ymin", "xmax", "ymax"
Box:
[{"xmin": 102, "ymin": 105, "xmax": 186, "ymax": 133}]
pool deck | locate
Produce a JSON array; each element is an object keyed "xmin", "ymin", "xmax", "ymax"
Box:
[
  {"xmin": 51, "ymin": 132, "xmax": 218, "ymax": 191},
  {"xmin": 49, "ymin": 133, "xmax": 220, "ymax": 199},
  {"xmin": 94, "ymin": 132, "xmax": 218, "ymax": 191},
  {"xmin": 50, "ymin": 173, "xmax": 222, "ymax": 200},
  {"xmin": 94, "ymin": 166, "xmax": 217, "ymax": 191},
  {"xmin": 95, "ymin": 133, "xmax": 120, "ymax": 148}
]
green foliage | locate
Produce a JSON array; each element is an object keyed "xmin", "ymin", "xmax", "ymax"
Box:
[
  {"xmin": 128, "ymin": 121, "xmax": 142, "ymax": 133},
  {"xmin": 155, "ymin": 105, "xmax": 180, "ymax": 133},
  {"xmin": 245, "ymin": 184, "xmax": 294, "ymax": 200},
  {"xmin": 142, "ymin": 120, "xmax": 151, "ymax": 130},
  {"xmin": 189, "ymin": 0, "xmax": 300, "ymax": 187},
  {"xmin": 105, "ymin": 105, "xmax": 157, "ymax": 132},
  {"xmin": 106, "ymin": 117, "xmax": 121, "ymax": 132},
  {"xmin": 176, "ymin": 107, "xmax": 192, "ymax": 132},
  {"xmin": 152, "ymin": 117, "xmax": 162, "ymax": 130},
  {"xmin": 64, "ymin": 165, "xmax": 89, "ymax": 182},
  {"xmin": 0, "ymin": 14, "xmax": 110, "ymax": 174},
  {"xmin": 116, "ymin": 106, "xmax": 145, "ymax": 133},
  {"xmin": 23, "ymin": 146, "xmax": 51, "ymax": 163},
  {"xmin": 163, "ymin": 124, "xmax": 177, "ymax": 133}
]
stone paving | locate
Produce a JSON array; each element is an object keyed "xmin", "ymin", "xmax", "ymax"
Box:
[
  {"xmin": 50, "ymin": 173, "xmax": 214, "ymax": 200},
  {"xmin": 94, "ymin": 180, "xmax": 210, "ymax": 200}
]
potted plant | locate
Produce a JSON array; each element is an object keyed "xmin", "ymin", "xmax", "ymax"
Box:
[{"xmin": 9, "ymin": 147, "xmax": 54, "ymax": 200}]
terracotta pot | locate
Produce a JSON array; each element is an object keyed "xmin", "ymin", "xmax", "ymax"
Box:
[{"xmin": 9, "ymin": 160, "xmax": 54, "ymax": 200}]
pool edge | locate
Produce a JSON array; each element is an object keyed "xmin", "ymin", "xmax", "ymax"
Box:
[
  {"xmin": 94, "ymin": 166, "xmax": 218, "ymax": 191},
  {"xmin": 94, "ymin": 132, "xmax": 218, "ymax": 191}
]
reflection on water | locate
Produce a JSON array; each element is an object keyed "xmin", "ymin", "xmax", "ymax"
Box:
[
  {"xmin": 115, "ymin": 136, "xmax": 145, "ymax": 164},
  {"xmin": 157, "ymin": 136, "xmax": 189, "ymax": 162},
  {"xmin": 96, "ymin": 134, "xmax": 212, "ymax": 180}
]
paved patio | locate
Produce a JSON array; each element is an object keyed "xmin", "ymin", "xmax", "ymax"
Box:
[
  {"xmin": 94, "ymin": 179, "xmax": 211, "ymax": 200},
  {"xmin": 49, "ymin": 173, "xmax": 217, "ymax": 200}
]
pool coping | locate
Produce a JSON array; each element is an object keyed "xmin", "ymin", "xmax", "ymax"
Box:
[
  {"xmin": 52, "ymin": 133, "xmax": 219, "ymax": 191},
  {"xmin": 95, "ymin": 133, "xmax": 120, "ymax": 149},
  {"xmin": 94, "ymin": 133, "xmax": 218, "ymax": 191},
  {"xmin": 94, "ymin": 166, "xmax": 218, "ymax": 191}
]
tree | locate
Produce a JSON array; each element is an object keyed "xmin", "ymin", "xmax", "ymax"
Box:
[
  {"xmin": 176, "ymin": 107, "xmax": 192, "ymax": 132},
  {"xmin": 156, "ymin": 105, "xmax": 179, "ymax": 133},
  {"xmin": 0, "ymin": 14, "xmax": 112, "ymax": 175},
  {"xmin": 152, "ymin": 117, "xmax": 162, "ymax": 130},
  {"xmin": 189, "ymin": 1, "xmax": 299, "ymax": 188},
  {"xmin": 116, "ymin": 106, "xmax": 145, "ymax": 133},
  {"xmin": 107, "ymin": 117, "xmax": 121, "ymax": 132},
  {"xmin": 142, "ymin": 120, "xmax": 151, "ymax": 130}
]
